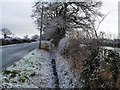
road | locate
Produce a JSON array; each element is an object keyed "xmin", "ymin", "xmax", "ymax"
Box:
[{"xmin": 0, "ymin": 42, "xmax": 39, "ymax": 70}]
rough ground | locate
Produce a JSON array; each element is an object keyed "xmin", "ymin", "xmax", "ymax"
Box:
[
  {"xmin": 2, "ymin": 49, "xmax": 55, "ymax": 88},
  {"xmin": 55, "ymin": 50, "xmax": 83, "ymax": 88},
  {"xmin": 2, "ymin": 48, "xmax": 82, "ymax": 88}
]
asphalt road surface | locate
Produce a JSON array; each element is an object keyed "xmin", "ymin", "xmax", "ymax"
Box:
[{"xmin": 0, "ymin": 42, "xmax": 38, "ymax": 70}]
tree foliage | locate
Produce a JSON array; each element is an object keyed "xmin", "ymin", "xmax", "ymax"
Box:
[
  {"xmin": 32, "ymin": 0, "xmax": 103, "ymax": 46},
  {"xmin": 1, "ymin": 28, "xmax": 12, "ymax": 38}
]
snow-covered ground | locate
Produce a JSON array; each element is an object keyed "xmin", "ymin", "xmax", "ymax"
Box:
[
  {"xmin": 0, "ymin": 72, "xmax": 2, "ymax": 88},
  {"xmin": 2, "ymin": 49, "xmax": 55, "ymax": 88},
  {"xmin": 55, "ymin": 50, "xmax": 83, "ymax": 88},
  {"xmin": 2, "ymin": 40, "xmax": 83, "ymax": 88}
]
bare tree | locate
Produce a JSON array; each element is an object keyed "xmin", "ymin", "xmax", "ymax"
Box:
[
  {"xmin": 32, "ymin": 1, "xmax": 103, "ymax": 47},
  {"xmin": 31, "ymin": 34, "xmax": 39, "ymax": 40},
  {"xmin": 24, "ymin": 35, "xmax": 29, "ymax": 40},
  {"xmin": 98, "ymin": 31, "xmax": 106, "ymax": 39},
  {"xmin": 1, "ymin": 28, "xmax": 12, "ymax": 38}
]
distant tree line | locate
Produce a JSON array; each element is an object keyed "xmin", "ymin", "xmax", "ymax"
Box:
[
  {"xmin": 0, "ymin": 28, "xmax": 39, "ymax": 46},
  {"xmin": 100, "ymin": 39, "xmax": 120, "ymax": 48}
]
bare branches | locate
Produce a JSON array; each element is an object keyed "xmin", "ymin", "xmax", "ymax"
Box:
[{"xmin": 32, "ymin": 1, "xmax": 103, "ymax": 46}]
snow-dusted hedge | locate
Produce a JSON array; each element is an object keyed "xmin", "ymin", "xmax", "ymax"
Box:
[
  {"xmin": 0, "ymin": 38, "xmax": 35, "ymax": 46},
  {"xmin": 58, "ymin": 37, "xmax": 120, "ymax": 88},
  {"xmin": 58, "ymin": 37, "xmax": 70, "ymax": 55},
  {"xmin": 41, "ymin": 41, "xmax": 54, "ymax": 51},
  {"xmin": 81, "ymin": 48, "xmax": 120, "ymax": 88},
  {"xmin": 58, "ymin": 37, "xmax": 88, "ymax": 74}
]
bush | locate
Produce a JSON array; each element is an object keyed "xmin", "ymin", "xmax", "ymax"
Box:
[
  {"xmin": 1, "ymin": 39, "xmax": 13, "ymax": 45},
  {"xmin": 41, "ymin": 42, "xmax": 50, "ymax": 51},
  {"xmin": 58, "ymin": 37, "xmax": 89, "ymax": 74},
  {"xmin": 81, "ymin": 48, "xmax": 120, "ymax": 88},
  {"xmin": 21, "ymin": 39, "xmax": 31, "ymax": 43},
  {"xmin": 59, "ymin": 37, "xmax": 120, "ymax": 88},
  {"xmin": 11, "ymin": 38, "xmax": 22, "ymax": 44},
  {"xmin": 0, "ymin": 38, "xmax": 33, "ymax": 46},
  {"xmin": 40, "ymin": 41, "xmax": 54, "ymax": 51}
]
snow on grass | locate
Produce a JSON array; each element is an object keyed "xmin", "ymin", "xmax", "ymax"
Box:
[
  {"xmin": 55, "ymin": 51, "xmax": 83, "ymax": 88},
  {"xmin": 0, "ymin": 72, "xmax": 2, "ymax": 88},
  {"xmin": 2, "ymin": 49, "xmax": 55, "ymax": 88},
  {"xmin": 2, "ymin": 39, "xmax": 84, "ymax": 88}
]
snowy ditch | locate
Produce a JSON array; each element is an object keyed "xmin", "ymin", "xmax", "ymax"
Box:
[
  {"xmin": 1, "ymin": 46, "xmax": 83, "ymax": 88},
  {"xmin": 2, "ymin": 40, "xmax": 119, "ymax": 88},
  {"xmin": 1, "ymin": 39, "xmax": 85, "ymax": 88},
  {"xmin": 51, "ymin": 58, "xmax": 60, "ymax": 88},
  {"xmin": 54, "ymin": 51, "xmax": 83, "ymax": 88}
]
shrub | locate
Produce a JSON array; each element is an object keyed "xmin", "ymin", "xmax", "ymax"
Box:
[
  {"xmin": 1, "ymin": 39, "xmax": 13, "ymax": 45},
  {"xmin": 40, "ymin": 41, "xmax": 54, "ymax": 51},
  {"xmin": 58, "ymin": 37, "xmax": 89, "ymax": 74},
  {"xmin": 116, "ymin": 74, "xmax": 120, "ymax": 89},
  {"xmin": 81, "ymin": 48, "xmax": 120, "ymax": 88},
  {"xmin": 59, "ymin": 37, "xmax": 120, "ymax": 88},
  {"xmin": 0, "ymin": 38, "xmax": 33, "ymax": 46},
  {"xmin": 41, "ymin": 42, "xmax": 50, "ymax": 51}
]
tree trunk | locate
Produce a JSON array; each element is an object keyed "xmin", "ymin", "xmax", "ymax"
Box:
[{"xmin": 39, "ymin": 2, "xmax": 43, "ymax": 49}]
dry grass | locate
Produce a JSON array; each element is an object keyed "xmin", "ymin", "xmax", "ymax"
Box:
[
  {"xmin": 60, "ymin": 37, "xmax": 89, "ymax": 74},
  {"xmin": 99, "ymin": 69, "xmax": 113, "ymax": 80},
  {"xmin": 41, "ymin": 43, "xmax": 50, "ymax": 51},
  {"xmin": 99, "ymin": 61, "xmax": 113, "ymax": 80},
  {"xmin": 116, "ymin": 74, "xmax": 120, "ymax": 89},
  {"xmin": 60, "ymin": 37, "xmax": 120, "ymax": 88}
]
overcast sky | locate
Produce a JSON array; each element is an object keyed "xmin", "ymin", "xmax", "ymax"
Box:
[{"xmin": 0, "ymin": 0, "xmax": 119, "ymax": 38}]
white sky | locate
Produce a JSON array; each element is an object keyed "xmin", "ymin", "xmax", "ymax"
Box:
[
  {"xmin": 0, "ymin": 0, "xmax": 119, "ymax": 38},
  {"xmin": 99, "ymin": 0, "xmax": 119, "ymax": 38}
]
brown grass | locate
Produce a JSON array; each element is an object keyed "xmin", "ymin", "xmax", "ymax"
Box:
[
  {"xmin": 41, "ymin": 43, "xmax": 49, "ymax": 51},
  {"xmin": 116, "ymin": 74, "xmax": 120, "ymax": 89},
  {"xmin": 99, "ymin": 62, "xmax": 113, "ymax": 80},
  {"xmin": 99, "ymin": 69, "xmax": 113, "ymax": 80},
  {"xmin": 60, "ymin": 37, "xmax": 90, "ymax": 75}
]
